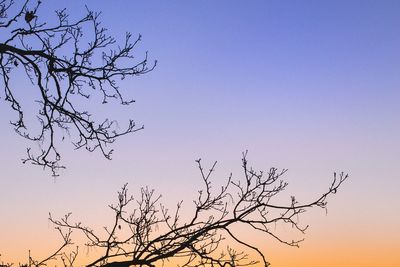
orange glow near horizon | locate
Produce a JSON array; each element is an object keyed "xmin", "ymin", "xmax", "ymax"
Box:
[
  {"xmin": 1, "ymin": 210, "xmax": 399, "ymax": 267},
  {"xmin": 2, "ymin": 235, "xmax": 399, "ymax": 267}
]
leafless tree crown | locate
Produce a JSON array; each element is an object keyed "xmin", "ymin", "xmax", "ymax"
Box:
[
  {"xmin": 9, "ymin": 153, "xmax": 347, "ymax": 267},
  {"xmin": 0, "ymin": 0, "xmax": 155, "ymax": 176},
  {"xmin": 0, "ymin": 1, "xmax": 349, "ymax": 266}
]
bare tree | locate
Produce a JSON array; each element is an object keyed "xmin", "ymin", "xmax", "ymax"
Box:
[
  {"xmin": 12, "ymin": 152, "xmax": 347, "ymax": 267},
  {"xmin": 1, "ymin": 2, "xmax": 348, "ymax": 266},
  {"xmin": 0, "ymin": 0, "xmax": 155, "ymax": 176}
]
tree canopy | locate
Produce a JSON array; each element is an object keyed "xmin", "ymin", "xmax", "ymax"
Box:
[
  {"xmin": 3, "ymin": 153, "xmax": 348, "ymax": 267},
  {"xmin": 0, "ymin": 2, "xmax": 349, "ymax": 267},
  {"xmin": 0, "ymin": 0, "xmax": 155, "ymax": 176}
]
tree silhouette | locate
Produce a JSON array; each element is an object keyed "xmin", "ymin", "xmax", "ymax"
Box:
[
  {"xmin": 0, "ymin": 2, "xmax": 349, "ymax": 267},
  {"xmin": 6, "ymin": 153, "xmax": 347, "ymax": 267},
  {"xmin": 0, "ymin": 0, "xmax": 155, "ymax": 176}
]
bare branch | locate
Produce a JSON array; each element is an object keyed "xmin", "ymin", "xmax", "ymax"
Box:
[
  {"xmin": 27, "ymin": 153, "xmax": 348, "ymax": 266},
  {"xmin": 0, "ymin": 0, "xmax": 155, "ymax": 176}
]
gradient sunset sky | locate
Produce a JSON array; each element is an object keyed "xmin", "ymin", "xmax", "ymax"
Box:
[{"xmin": 0, "ymin": 1, "xmax": 399, "ymax": 266}]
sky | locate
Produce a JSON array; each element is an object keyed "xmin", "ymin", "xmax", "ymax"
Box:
[{"xmin": 0, "ymin": 0, "xmax": 399, "ymax": 266}]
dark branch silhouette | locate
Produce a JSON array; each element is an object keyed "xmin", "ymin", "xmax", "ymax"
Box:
[
  {"xmin": 8, "ymin": 152, "xmax": 347, "ymax": 267},
  {"xmin": 0, "ymin": 0, "xmax": 156, "ymax": 176},
  {"xmin": 0, "ymin": 2, "xmax": 348, "ymax": 266}
]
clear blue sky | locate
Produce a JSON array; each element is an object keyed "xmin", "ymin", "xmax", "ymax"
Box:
[{"xmin": 0, "ymin": 1, "xmax": 399, "ymax": 266}]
